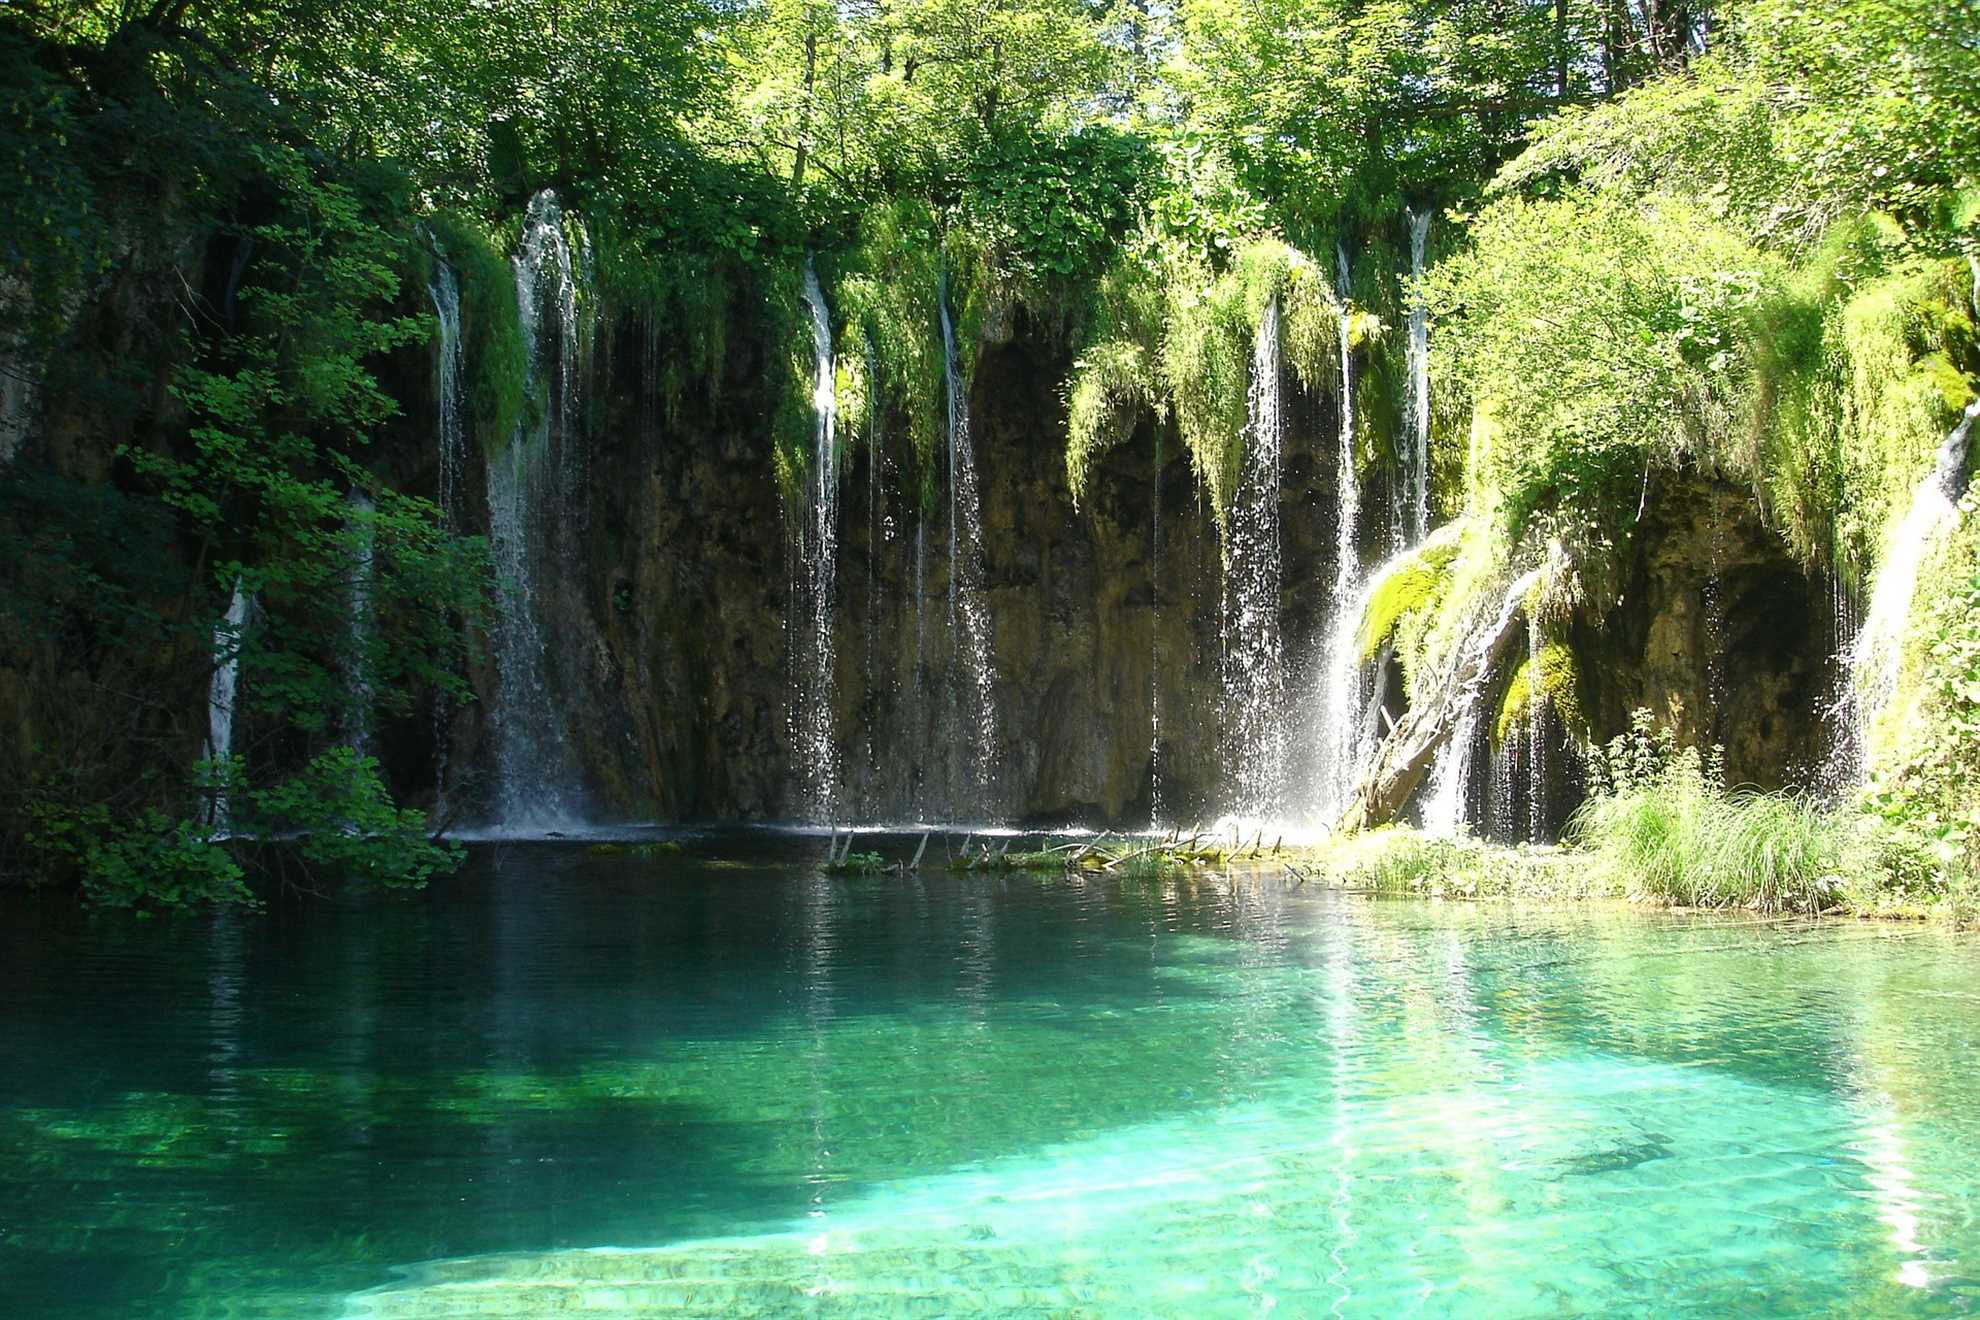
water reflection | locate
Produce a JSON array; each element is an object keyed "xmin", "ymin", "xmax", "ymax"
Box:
[{"xmin": 0, "ymin": 839, "xmax": 1978, "ymax": 1317}]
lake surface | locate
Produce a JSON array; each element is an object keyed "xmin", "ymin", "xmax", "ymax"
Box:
[{"xmin": 4, "ymin": 831, "xmax": 1980, "ymax": 1316}]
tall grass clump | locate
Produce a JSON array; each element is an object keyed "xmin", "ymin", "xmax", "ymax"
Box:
[{"xmin": 1570, "ymin": 710, "xmax": 1849, "ymax": 912}]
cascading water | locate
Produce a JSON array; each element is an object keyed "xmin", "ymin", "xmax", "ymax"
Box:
[
  {"xmin": 1221, "ymin": 294, "xmax": 1288, "ymax": 820},
  {"xmin": 1525, "ymin": 622, "xmax": 1545, "ymax": 843},
  {"xmin": 427, "ymin": 254, "xmax": 465, "ymax": 531},
  {"xmin": 1149, "ymin": 432, "xmax": 1166, "ymax": 828},
  {"xmin": 1422, "ymin": 569, "xmax": 1544, "ymax": 836},
  {"xmin": 937, "ymin": 268, "xmax": 999, "ymax": 803},
  {"xmin": 1827, "ymin": 264, "xmax": 1980, "ymax": 789},
  {"xmin": 1841, "ymin": 398, "xmax": 1980, "ymax": 756},
  {"xmin": 204, "ymin": 579, "xmax": 251, "ymax": 830},
  {"xmin": 484, "ymin": 189, "xmax": 587, "ymax": 829},
  {"xmin": 792, "ymin": 257, "xmax": 840, "ymax": 821},
  {"xmin": 345, "ymin": 491, "xmax": 376, "ymax": 758},
  {"xmin": 1404, "ymin": 210, "xmax": 1432, "ymax": 548},
  {"xmin": 426, "ymin": 249, "xmax": 465, "ymax": 820},
  {"xmin": 1311, "ymin": 251, "xmax": 1370, "ymax": 822}
]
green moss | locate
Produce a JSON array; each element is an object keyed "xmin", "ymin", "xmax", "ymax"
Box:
[
  {"xmin": 835, "ymin": 199, "xmax": 947, "ymax": 511},
  {"xmin": 590, "ymin": 219, "xmax": 734, "ymax": 426},
  {"xmin": 426, "ymin": 212, "xmax": 528, "ymax": 456},
  {"xmin": 1356, "ymin": 522, "xmax": 1462, "ymax": 663},
  {"xmin": 1493, "ymin": 641, "xmax": 1583, "ymax": 745},
  {"xmin": 1153, "ymin": 236, "xmax": 1342, "ymax": 530},
  {"xmin": 1066, "ymin": 340, "xmax": 1162, "ymax": 504}
]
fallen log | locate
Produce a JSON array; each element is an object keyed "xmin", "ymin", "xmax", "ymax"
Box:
[{"xmin": 1336, "ymin": 567, "xmax": 1543, "ymax": 834}]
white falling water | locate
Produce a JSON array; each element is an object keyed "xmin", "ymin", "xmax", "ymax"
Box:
[
  {"xmin": 1221, "ymin": 294, "xmax": 1288, "ymax": 820},
  {"xmin": 793, "ymin": 257, "xmax": 840, "ymax": 821},
  {"xmin": 427, "ymin": 249, "xmax": 465, "ymax": 821},
  {"xmin": 485, "ymin": 189, "xmax": 586, "ymax": 829},
  {"xmin": 937, "ymin": 268, "xmax": 999, "ymax": 802},
  {"xmin": 1311, "ymin": 250, "xmax": 1368, "ymax": 821},
  {"xmin": 0, "ymin": 275, "xmax": 40, "ymax": 468},
  {"xmin": 1422, "ymin": 569, "xmax": 1544, "ymax": 836},
  {"xmin": 204, "ymin": 578, "xmax": 252, "ymax": 830},
  {"xmin": 1845, "ymin": 398, "xmax": 1980, "ymax": 738},
  {"xmin": 1525, "ymin": 622, "xmax": 1545, "ymax": 843},
  {"xmin": 1404, "ymin": 210, "xmax": 1432, "ymax": 547},
  {"xmin": 1149, "ymin": 432, "xmax": 1166, "ymax": 828},
  {"xmin": 427, "ymin": 254, "xmax": 465, "ymax": 531},
  {"xmin": 345, "ymin": 491, "xmax": 376, "ymax": 759}
]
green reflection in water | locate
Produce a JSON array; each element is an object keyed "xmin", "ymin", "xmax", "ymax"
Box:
[{"xmin": 2, "ymin": 842, "xmax": 1978, "ymax": 1317}]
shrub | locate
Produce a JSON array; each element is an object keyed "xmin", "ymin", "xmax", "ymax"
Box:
[{"xmin": 1571, "ymin": 712, "xmax": 1848, "ymax": 913}]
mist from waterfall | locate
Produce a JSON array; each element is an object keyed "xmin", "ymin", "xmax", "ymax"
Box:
[
  {"xmin": 1835, "ymin": 398, "xmax": 1980, "ymax": 780},
  {"xmin": 1423, "ymin": 570, "xmax": 1543, "ymax": 836},
  {"xmin": 1311, "ymin": 247, "xmax": 1368, "ymax": 822},
  {"xmin": 1404, "ymin": 210, "xmax": 1432, "ymax": 548},
  {"xmin": 204, "ymin": 578, "xmax": 251, "ymax": 831},
  {"xmin": 345, "ymin": 491, "xmax": 376, "ymax": 759},
  {"xmin": 485, "ymin": 188, "xmax": 587, "ymax": 829},
  {"xmin": 1221, "ymin": 293, "xmax": 1288, "ymax": 820},
  {"xmin": 793, "ymin": 256, "xmax": 841, "ymax": 821},
  {"xmin": 937, "ymin": 268, "xmax": 999, "ymax": 803}
]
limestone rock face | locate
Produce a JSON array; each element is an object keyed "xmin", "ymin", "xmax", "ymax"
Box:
[
  {"xmin": 431, "ymin": 297, "xmax": 1358, "ymax": 826},
  {"xmin": 1573, "ymin": 472, "xmax": 1837, "ymax": 791},
  {"xmin": 2, "ymin": 244, "xmax": 1844, "ymax": 836}
]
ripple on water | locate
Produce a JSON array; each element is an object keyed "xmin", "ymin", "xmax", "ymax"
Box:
[{"xmin": 1, "ymin": 840, "xmax": 1977, "ymax": 1318}]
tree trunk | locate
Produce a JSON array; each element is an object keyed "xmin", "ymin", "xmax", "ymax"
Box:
[{"xmin": 1336, "ymin": 569, "xmax": 1543, "ymax": 834}]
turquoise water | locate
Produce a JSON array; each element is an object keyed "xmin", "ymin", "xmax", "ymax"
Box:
[{"xmin": 4, "ymin": 834, "xmax": 1980, "ymax": 1316}]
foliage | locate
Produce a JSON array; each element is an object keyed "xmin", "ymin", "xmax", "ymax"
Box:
[
  {"xmin": 1154, "ymin": 237, "xmax": 1339, "ymax": 525},
  {"xmin": 1571, "ymin": 711, "xmax": 1849, "ymax": 913},
  {"xmin": 1583, "ymin": 707, "xmax": 1707, "ymax": 798},
  {"xmin": 426, "ymin": 212, "xmax": 529, "ymax": 455},
  {"xmin": 1860, "ymin": 504, "xmax": 1980, "ymax": 886},
  {"xmin": 26, "ymin": 802, "xmax": 252, "ymax": 911},
  {"xmin": 246, "ymin": 748, "xmax": 461, "ymax": 893},
  {"xmin": 0, "ymin": 22, "xmax": 490, "ymax": 907},
  {"xmin": 961, "ymin": 127, "xmax": 1151, "ymax": 285},
  {"xmin": 1494, "ymin": 641, "xmax": 1581, "ymax": 745},
  {"xmin": 1332, "ymin": 829, "xmax": 1610, "ymax": 902},
  {"xmin": 1735, "ymin": 0, "xmax": 1980, "ymax": 241},
  {"xmin": 834, "ymin": 199, "xmax": 948, "ymax": 505},
  {"xmin": 1357, "ymin": 523, "xmax": 1462, "ymax": 663},
  {"xmin": 1427, "ymin": 190, "xmax": 1780, "ymax": 540},
  {"xmin": 1066, "ymin": 340, "xmax": 1162, "ymax": 504}
]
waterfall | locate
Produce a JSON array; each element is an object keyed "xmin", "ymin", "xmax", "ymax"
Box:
[
  {"xmin": 792, "ymin": 257, "xmax": 840, "ymax": 821},
  {"xmin": 1221, "ymin": 294, "xmax": 1288, "ymax": 819},
  {"xmin": 862, "ymin": 332, "xmax": 888, "ymax": 819},
  {"xmin": 1334, "ymin": 245, "xmax": 1360, "ymax": 582},
  {"xmin": 346, "ymin": 491, "xmax": 376, "ymax": 759},
  {"xmin": 204, "ymin": 578, "xmax": 252, "ymax": 830},
  {"xmin": 1843, "ymin": 398, "xmax": 1980, "ymax": 746},
  {"xmin": 1525, "ymin": 622, "xmax": 1544, "ymax": 843},
  {"xmin": 1311, "ymin": 251, "xmax": 1368, "ymax": 821},
  {"xmin": 485, "ymin": 189, "xmax": 587, "ymax": 829},
  {"xmin": 1149, "ymin": 431, "xmax": 1166, "ymax": 828},
  {"xmin": 426, "ymin": 249, "xmax": 464, "ymax": 820},
  {"xmin": 936, "ymin": 267, "xmax": 999, "ymax": 802},
  {"xmin": 428, "ymin": 253, "xmax": 465, "ymax": 531},
  {"xmin": 1404, "ymin": 210, "xmax": 1432, "ymax": 547},
  {"xmin": 1422, "ymin": 569, "xmax": 1544, "ymax": 836},
  {"xmin": 1827, "ymin": 264, "xmax": 1980, "ymax": 788}
]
